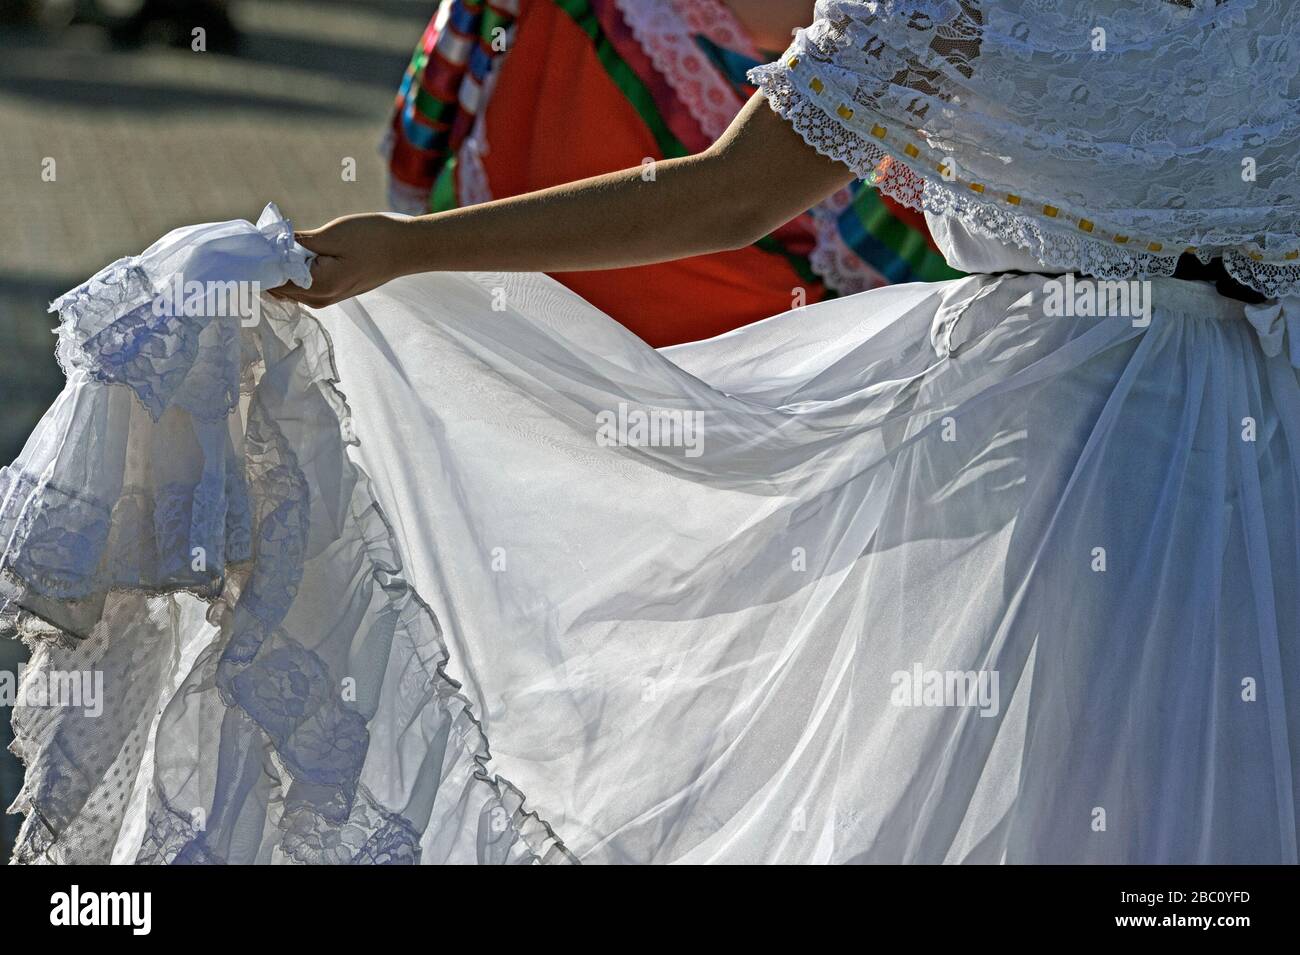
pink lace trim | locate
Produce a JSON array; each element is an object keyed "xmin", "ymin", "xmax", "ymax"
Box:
[
  {"xmin": 673, "ymin": 0, "xmax": 758, "ymax": 56},
  {"xmin": 809, "ymin": 187, "xmax": 890, "ymax": 295},
  {"xmin": 615, "ymin": 0, "xmax": 755, "ymax": 141}
]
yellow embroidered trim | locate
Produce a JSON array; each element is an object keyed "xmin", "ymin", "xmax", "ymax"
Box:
[{"xmin": 795, "ymin": 91, "xmax": 1300, "ymax": 268}]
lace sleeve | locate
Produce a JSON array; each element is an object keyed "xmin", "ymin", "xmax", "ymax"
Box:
[{"xmin": 749, "ymin": 0, "xmax": 1300, "ymax": 297}]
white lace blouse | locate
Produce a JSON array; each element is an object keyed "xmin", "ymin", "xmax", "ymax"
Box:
[{"xmin": 749, "ymin": 0, "xmax": 1300, "ymax": 298}]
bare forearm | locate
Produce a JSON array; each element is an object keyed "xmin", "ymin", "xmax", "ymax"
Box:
[
  {"xmin": 394, "ymin": 153, "xmax": 750, "ymax": 275},
  {"xmin": 391, "ymin": 95, "xmax": 855, "ymax": 277},
  {"xmin": 281, "ymin": 95, "xmax": 855, "ymax": 307}
]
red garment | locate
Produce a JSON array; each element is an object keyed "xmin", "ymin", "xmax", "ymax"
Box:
[{"xmin": 476, "ymin": 1, "xmax": 828, "ymax": 347}]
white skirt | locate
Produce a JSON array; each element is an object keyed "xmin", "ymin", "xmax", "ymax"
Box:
[{"xmin": 3, "ymin": 208, "xmax": 1298, "ymax": 863}]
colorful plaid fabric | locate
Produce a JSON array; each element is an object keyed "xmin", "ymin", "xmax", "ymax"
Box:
[{"xmin": 386, "ymin": 0, "xmax": 522, "ymax": 206}]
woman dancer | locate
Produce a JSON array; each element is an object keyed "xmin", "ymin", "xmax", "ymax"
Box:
[
  {"xmin": 4, "ymin": 0, "xmax": 1298, "ymax": 863},
  {"xmin": 384, "ymin": 0, "xmax": 959, "ymax": 344}
]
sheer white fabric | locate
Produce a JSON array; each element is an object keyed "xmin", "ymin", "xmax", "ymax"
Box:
[
  {"xmin": 333, "ymin": 268, "xmax": 1300, "ymax": 864},
  {"xmin": 5, "ymin": 0, "xmax": 1300, "ymax": 865},
  {"xmin": 924, "ymin": 211, "xmax": 1050, "ymax": 274},
  {"xmin": 4, "ymin": 206, "xmax": 1299, "ymax": 863},
  {"xmin": 749, "ymin": 0, "xmax": 1300, "ymax": 296},
  {"xmin": 2, "ymin": 209, "xmax": 568, "ymax": 865}
]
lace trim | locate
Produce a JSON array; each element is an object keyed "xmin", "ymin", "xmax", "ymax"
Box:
[
  {"xmin": 749, "ymin": 58, "xmax": 1300, "ymax": 298},
  {"xmin": 5, "ymin": 207, "xmax": 576, "ymax": 865},
  {"xmin": 0, "ymin": 467, "xmax": 252, "ymax": 604},
  {"xmin": 807, "ymin": 186, "xmax": 889, "ymax": 295},
  {"xmin": 48, "ymin": 206, "xmax": 316, "ymax": 422},
  {"xmin": 49, "ymin": 260, "xmax": 244, "ymax": 423},
  {"xmin": 456, "ymin": 66, "xmax": 499, "ymax": 208},
  {"xmin": 616, "ymin": 0, "xmax": 755, "ymax": 141},
  {"xmin": 674, "ymin": 0, "xmax": 758, "ymax": 54},
  {"xmin": 229, "ymin": 302, "xmax": 574, "ymax": 863}
]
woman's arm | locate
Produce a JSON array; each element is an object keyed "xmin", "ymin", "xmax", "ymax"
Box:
[{"xmin": 273, "ymin": 93, "xmax": 855, "ymax": 307}]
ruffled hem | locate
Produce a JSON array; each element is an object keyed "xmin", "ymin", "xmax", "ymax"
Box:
[
  {"xmin": 3, "ymin": 205, "xmax": 575, "ymax": 865},
  {"xmin": 283, "ymin": 321, "xmax": 574, "ymax": 864}
]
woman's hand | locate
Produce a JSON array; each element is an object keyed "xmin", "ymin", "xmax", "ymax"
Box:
[
  {"xmin": 269, "ymin": 94, "xmax": 854, "ymax": 302},
  {"xmin": 270, "ymin": 213, "xmax": 412, "ymax": 307}
]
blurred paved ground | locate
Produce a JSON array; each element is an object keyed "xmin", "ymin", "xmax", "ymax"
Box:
[
  {"xmin": 0, "ymin": 0, "xmax": 433, "ymax": 457},
  {"xmin": 0, "ymin": 0, "xmax": 434, "ymax": 862}
]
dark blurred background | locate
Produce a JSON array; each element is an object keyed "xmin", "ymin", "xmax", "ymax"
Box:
[{"xmin": 0, "ymin": 0, "xmax": 434, "ymax": 862}]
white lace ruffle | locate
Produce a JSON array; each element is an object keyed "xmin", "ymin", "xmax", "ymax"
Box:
[
  {"xmin": 749, "ymin": 0, "xmax": 1300, "ymax": 298},
  {"xmin": 3, "ymin": 205, "xmax": 573, "ymax": 865}
]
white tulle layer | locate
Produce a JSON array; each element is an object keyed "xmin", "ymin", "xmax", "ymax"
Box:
[
  {"xmin": 2, "ymin": 208, "xmax": 568, "ymax": 864},
  {"xmin": 324, "ymin": 269, "xmax": 1300, "ymax": 863},
  {"xmin": 5, "ymin": 210, "xmax": 1300, "ymax": 863}
]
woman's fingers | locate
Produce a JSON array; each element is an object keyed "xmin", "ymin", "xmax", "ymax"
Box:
[
  {"xmin": 306, "ymin": 255, "xmax": 346, "ymax": 300},
  {"xmin": 267, "ymin": 284, "xmax": 307, "ymax": 302},
  {"xmin": 267, "ymin": 288, "xmax": 333, "ymax": 309},
  {"xmin": 268, "ymin": 254, "xmax": 345, "ymax": 303},
  {"xmin": 271, "ymin": 215, "xmax": 401, "ymax": 306}
]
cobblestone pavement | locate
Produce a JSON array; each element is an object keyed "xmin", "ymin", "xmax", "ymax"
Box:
[{"xmin": 0, "ymin": 0, "xmax": 434, "ymax": 862}]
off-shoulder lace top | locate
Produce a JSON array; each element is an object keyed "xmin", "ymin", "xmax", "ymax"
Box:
[{"xmin": 750, "ymin": 0, "xmax": 1300, "ymax": 298}]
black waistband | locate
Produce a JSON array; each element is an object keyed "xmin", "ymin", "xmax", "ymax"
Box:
[
  {"xmin": 1171, "ymin": 255, "xmax": 1267, "ymax": 304},
  {"xmin": 997, "ymin": 258, "xmax": 1267, "ymax": 305}
]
